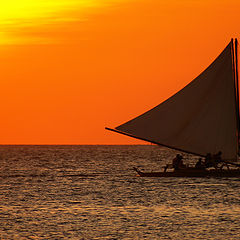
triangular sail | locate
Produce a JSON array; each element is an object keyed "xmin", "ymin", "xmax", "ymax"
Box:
[{"xmin": 107, "ymin": 41, "xmax": 239, "ymax": 161}]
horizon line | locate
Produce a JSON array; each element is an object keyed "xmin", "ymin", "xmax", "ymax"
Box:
[{"xmin": 0, "ymin": 143, "xmax": 153, "ymax": 146}]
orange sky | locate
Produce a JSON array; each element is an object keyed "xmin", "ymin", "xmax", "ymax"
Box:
[{"xmin": 0, "ymin": 0, "xmax": 239, "ymax": 144}]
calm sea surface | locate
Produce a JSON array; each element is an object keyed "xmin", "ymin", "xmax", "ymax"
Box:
[{"xmin": 0, "ymin": 145, "xmax": 240, "ymax": 239}]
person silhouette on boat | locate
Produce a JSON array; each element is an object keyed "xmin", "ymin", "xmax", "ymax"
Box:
[
  {"xmin": 195, "ymin": 158, "xmax": 205, "ymax": 169},
  {"xmin": 204, "ymin": 153, "xmax": 213, "ymax": 168},
  {"xmin": 212, "ymin": 151, "xmax": 223, "ymax": 169},
  {"xmin": 213, "ymin": 151, "xmax": 222, "ymax": 163},
  {"xmin": 172, "ymin": 154, "xmax": 185, "ymax": 170},
  {"xmin": 204, "ymin": 151, "xmax": 222, "ymax": 169}
]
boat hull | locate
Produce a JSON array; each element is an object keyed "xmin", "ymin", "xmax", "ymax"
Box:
[{"xmin": 133, "ymin": 167, "xmax": 240, "ymax": 178}]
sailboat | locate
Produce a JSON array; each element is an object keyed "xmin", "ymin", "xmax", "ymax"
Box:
[{"xmin": 106, "ymin": 38, "xmax": 240, "ymax": 177}]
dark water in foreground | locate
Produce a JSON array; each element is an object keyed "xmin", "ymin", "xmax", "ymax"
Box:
[{"xmin": 0, "ymin": 145, "xmax": 240, "ymax": 239}]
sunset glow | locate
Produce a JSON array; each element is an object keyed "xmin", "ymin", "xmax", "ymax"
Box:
[
  {"xmin": 0, "ymin": 0, "xmax": 116, "ymax": 44},
  {"xmin": 0, "ymin": 0, "xmax": 239, "ymax": 144}
]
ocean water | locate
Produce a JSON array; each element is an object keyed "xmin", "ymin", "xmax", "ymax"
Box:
[{"xmin": 0, "ymin": 145, "xmax": 240, "ymax": 240}]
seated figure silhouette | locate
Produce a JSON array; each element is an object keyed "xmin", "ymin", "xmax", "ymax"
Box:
[
  {"xmin": 195, "ymin": 158, "xmax": 205, "ymax": 169},
  {"xmin": 172, "ymin": 154, "xmax": 185, "ymax": 170},
  {"xmin": 204, "ymin": 151, "xmax": 222, "ymax": 169}
]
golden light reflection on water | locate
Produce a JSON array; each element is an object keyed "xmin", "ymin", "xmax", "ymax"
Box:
[
  {"xmin": 1, "ymin": 146, "xmax": 240, "ymax": 239},
  {"xmin": 0, "ymin": 0, "xmax": 127, "ymax": 45}
]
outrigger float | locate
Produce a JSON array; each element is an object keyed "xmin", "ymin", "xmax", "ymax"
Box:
[
  {"xmin": 106, "ymin": 39, "xmax": 240, "ymax": 177},
  {"xmin": 133, "ymin": 167, "xmax": 240, "ymax": 178}
]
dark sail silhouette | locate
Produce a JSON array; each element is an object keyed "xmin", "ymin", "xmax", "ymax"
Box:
[{"xmin": 106, "ymin": 39, "xmax": 239, "ymax": 161}]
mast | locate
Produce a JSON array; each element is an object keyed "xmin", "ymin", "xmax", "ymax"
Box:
[
  {"xmin": 235, "ymin": 38, "xmax": 239, "ymax": 116},
  {"xmin": 231, "ymin": 38, "xmax": 239, "ymax": 159},
  {"xmin": 235, "ymin": 38, "xmax": 239, "ymax": 90},
  {"xmin": 235, "ymin": 38, "xmax": 240, "ymax": 154}
]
